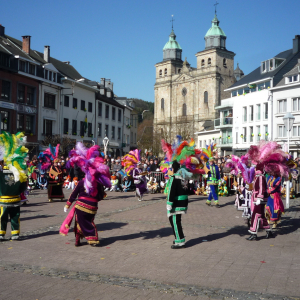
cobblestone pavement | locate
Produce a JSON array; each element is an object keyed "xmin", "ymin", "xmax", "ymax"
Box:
[{"xmin": 1, "ymin": 189, "xmax": 300, "ymax": 300}]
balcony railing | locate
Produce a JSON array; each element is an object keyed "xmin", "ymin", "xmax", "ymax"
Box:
[
  {"xmin": 219, "ymin": 137, "xmax": 233, "ymax": 145},
  {"xmin": 214, "ymin": 117, "xmax": 233, "ymax": 127}
]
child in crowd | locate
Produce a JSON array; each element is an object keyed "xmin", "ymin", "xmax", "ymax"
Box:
[{"xmin": 122, "ymin": 176, "xmax": 132, "ymax": 192}]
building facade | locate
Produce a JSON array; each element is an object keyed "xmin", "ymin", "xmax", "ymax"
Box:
[{"xmin": 154, "ymin": 14, "xmax": 236, "ymax": 143}]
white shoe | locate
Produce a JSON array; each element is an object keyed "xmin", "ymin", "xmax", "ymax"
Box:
[{"xmin": 0, "ymin": 235, "xmax": 4, "ymax": 240}]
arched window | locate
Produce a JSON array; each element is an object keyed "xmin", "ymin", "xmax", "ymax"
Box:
[
  {"xmin": 223, "ymin": 58, "xmax": 227, "ymax": 67},
  {"xmin": 178, "ymin": 68, "xmax": 181, "ymax": 74},
  {"xmin": 208, "ymin": 58, "xmax": 211, "ymax": 66},
  {"xmin": 201, "ymin": 59, "xmax": 205, "ymax": 67},
  {"xmin": 164, "ymin": 68, "xmax": 167, "ymax": 75},
  {"xmin": 159, "ymin": 70, "xmax": 162, "ymax": 77},
  {"xmin": 204, "ymin": 91, "xmax": 208, "ymax": 103},
  {"xmin": 182, "ymin": 103, "xmax": 187, "ymax": 116},
  {"xmin": 182, "ymin": 87, "xmax": 187, "ymax": 96},
  {"xmin": 161, "ymin": 98, "xmax": 164, "ymax": 110}
]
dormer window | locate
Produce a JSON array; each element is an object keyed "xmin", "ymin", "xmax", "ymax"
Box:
[
  {"xmin": 262, "ymin": 61, "xmax": 266, "ymax": 73},
  {"xmin": 45, "ymin": 69, "xmax": 48, "ymax": 79},
  {"xmin": 53, "ymin": 73, "xmax": 56, "ymax": 82},
  {"xmin": 19, "ymin": 60, "xmax": 26, "ymax": 72},
  {"xmin": 261, "ymin": 58, "xmax": 284, "ymax": 73},
  {"xmin": 29, "ymin": 64, "xmax": 35, "ymax": 75},
  {"xmin": 286, "ymin": 75, "xmax": 299, "ymax": 84}
]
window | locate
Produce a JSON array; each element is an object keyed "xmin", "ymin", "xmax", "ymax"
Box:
[
  {"xmin": 199, "ymin": 141, "xmax": 202, "ymax": 148},
  {"xmin": 131, "ymin": 132, "xmax": 133, "ymax": 143},
  {"xmin": 182, "ymin": 103, "xmax": 187, "ymax": 116},
  {"xmin": 256, "ymin": 125, "xmax": 261, "ymax": 142},
  {"xmin": 250, "ymin": 126, "xmax": 253, "ymax": 142},
  {"xmin": 18, "ymin": 84, "xmax": 25, "ymax": 103},
  {"xmin": 262, "ymin": 61, "xmax": 266, "ymax": 73},
  {"xmin": 1, "ymin": 111, "xmax": 9, "ymax": 131},
  {"xmin": 25, "ymin": 115, "xmax": 34, "ymax": 134},
  {"xmin": 243, "ymin": 107, "xmax": 247, "ymax": 122},
  {"xmin": 243, "ymin": 127, "xmax": 247, "ymax": 142},
  {"xmin": 231, "ymin": 90, "xmax": 237, "ymax": 97},
  {"xmin": 223, "ymin": 58, "xmax": 227, "ymax": 67},
  {"xmin": 201, "ymin": 59, "xmax": 205, "ymax": 67},
  {"xmin": 17, "ymin": 114, "xmax": 24, "ymax": 131},
  {"xmin": 72, "ymin": 120, "xmax": 77, "ymax": 135},
  {"xmin": 203, "ymin": 140, "xmax": 206, "ymax": 147},
  {"xmin": 64, "ymin": 96, "xmax": 69, "ymax": 107},
  {"xmin": 292, "ymin": 98, "xmax": 300, "ymax": 111},
  {"xmin": 118, "ymin": 109, "xmax": 122, "ymax": 122},
  {"xmin": 288, "ymin": 75, "xmax": 299, "ymax": 84},
  {"xmin": 159, "ymin": 70, "xmax": 162, "ymax": 77},
  {"xmin": 19, "ymin": 60, "xmax": 26, "ymax": 72},
  {"xmin": 134, "ymin": 133, "xmax": 136, "ymax": 143},
  {"xmin": 278, "ymin": 100, "xmax": 287, "ymax": 113},
  {"xmin": 80, "ymin": 121, "xmax": 85, "ymax": 136},
  {"xmin": 263, "ymin": 103, "xmax": 268, "ymax": 119},
  {"xmin": 237, "ymin": 88, "xmax": 243, "ymax": 96},
  {"xmin": 293, "ymin": 126, "xmax": 298, "ymax": 137},
  {"xmin": 98, "ymin": 123, "xmax": 102, "ymax": 137},
  {"xmin": 88, "ymin": 102, "xmax": 92, "ymax": 113},
  {"xmin": 98, "ymin": 102, "xmax": 102, "ymax": 116},
  {"xmin": 164, "ymin": 68, "xmax": 167, "ymax": 75},
  {"xmin": 44, "ymin": 93, "xmax": 55, "ymax": 109},
  {"xmin": 53, "ymin": 73, "xmax": 56, "ymax": 82},
  {"xmin": 118, "ymin": 127, "xmax": 121, "ymax": 140},
  {"xmin": 45, "ymin": 69, "xmax": 48, "ymax": 79},
  {"xmin": 249, "ymin": 105, "xmax": 253, "ymax": 121},
  {"xmin": 29, "ymin": 64, "xmax": 35, "ymax": 75},
  {"xmin": 236, "ymin": 132, "xmax": 239, "ymax": 144},
  {"xmin": 178, "ymin": 69, "xmax": 181, "ymax": 74},
  {"xmin": 269, "ymin": 59, "xmax": 274, "ymax": 71},
  {"xmin": 204, "ymin": 91, "xmax": 208, "ymax": 103},
  {"xmin": 264, "ymin": 125, "xmax": 268, "ymax": 138},
  {"xmin": 105, "ymin": 124, "xmax": 109, "ymax": 137},
  {"xmin": 256, "ymin": 104, "xmax": 261, "ymax": 120},
  {"xmin": 208, "ymin": 58, "xmax": 211, "ymax": 66},
  {"xmin": 105, "ymin": 105, "xmax": 109, "ymax": 118},
  {"xmin": 49, "ymin": 71, "xmax": 52, "ymax": 81},
  {"xmin": 161, "ymin": 98, "xmax": 164, "ymax": 110},
  {"xmin": 88, "ymin": 123, "xmax": 92, "ymax": 137},
  {"xmin": 1, "ymin": 80, "xmax": 11, "ymax": 100},
  {"xmin": 73, "ymin": 98, "xmax": 77, "ymax": 109},
  {"xmin": 278, "ymin": 125, "xmax": 287, "ymax": 137},
  {"xmin": 43, "ymin": 119, "xmax": 53, "ymax": 136},
  {"xmin": 112, "ymin": 126, "xmax": 115, "ymax": 139},
  {"xmin": 112, "ymin": 107, "xmax": 116, "ymax": 120},
  {"xmin": 27, "ymin": 87, "xmax": 35, "ymax": 105},
  {"xmin": 64, "ymin": 118, "xmax": 69, "ymax": 134},
  {"xmin": 81, "ymin": 100, "xmax": 85, "ymax": 111}
]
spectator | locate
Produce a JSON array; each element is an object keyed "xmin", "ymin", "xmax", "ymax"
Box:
[{"xmin": 150, "ymin": 158, "xmax": 159, "ymax": 172}]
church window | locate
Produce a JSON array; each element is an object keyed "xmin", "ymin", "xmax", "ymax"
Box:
[
  {"xmin": 178, "ymin": 69, "xmax": 181, "ymax": 74},
  {"xmin": 164, "ymin": 68, "xmax": 167, "ymax": 76},
  {"xmin": 201, "ymin": 59, "xmax": 205, "ymax": 67},
  {"xmin": 182, "ymin": 88, "xmax": 187, "ymax": 96},
  {"xmin": 161, "ymin": 98, "xmax": 164, "ymax": 110},
  {"xmin": 208, "ymin": 58, "xmax": 211, "ymax": 66},
  {"xmin": 159, "ymin": 70, "xmax": 162, "ymax": 77},
  {"xmin": 223, "ymin": 58, "xmax": 227, "ymax": 67},
  {"xmin": 182, "ymin": 103, "xmax": 187, "ymax": 116},
  {"xmin": 204, "ymin": 91, "xmax": 208, "ymax": 103}
]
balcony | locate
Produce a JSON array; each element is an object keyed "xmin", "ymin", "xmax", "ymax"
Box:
[
  {"xmin": 216, "ymin": 137, "xmax": 233, "ymax": 147},
  {"xmin": 214, "ymin": 117, "xmax": 233, "ymax": 129}
]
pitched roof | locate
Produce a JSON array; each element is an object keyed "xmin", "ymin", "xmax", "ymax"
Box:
[
  {"xmin": 275, "ymin": 55, "xmax": 300, "ymax": 86},
  {"xmin": 229, "ymin": 49, "xmax": 295, "ymax": 89},
  {"xmin": 96, "ymin": 93, "xmax": 125, "ymax": 109}
]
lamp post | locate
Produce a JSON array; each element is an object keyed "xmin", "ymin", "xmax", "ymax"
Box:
[
  {"xmin": 283, "ymin": 112, "xmax": 295, "ymax": 209},
  {"xmin": 103, "ymin": 134, "xmax": 109, "ymax": 156},
  {"xmin": 142, "ymin": 110, "xmax": 149, "ymax": 120}
]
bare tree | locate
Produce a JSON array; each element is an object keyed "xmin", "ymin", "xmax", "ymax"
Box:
[{"xmin": 42, "ymin": 135, "xmax": 76, "ymax": 156}]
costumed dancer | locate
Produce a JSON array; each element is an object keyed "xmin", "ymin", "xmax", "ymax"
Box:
[
  {"xmin": 161, "ymin": 136, "xmax": 205, "ymax": 249},
  {"xmin": 246, "ymin": 141, "xmax": 289, "ymax": 240},
  {"xmin": 59, "ymin": 142, "xmax": 111, "ymax": 246},
  {"xmin": 123, "ymin": 149, "xmax": 147, "ymax": 201},
  {"xmin": 0, "ymin": 132, "xmax": 28, "ymax": 240}
]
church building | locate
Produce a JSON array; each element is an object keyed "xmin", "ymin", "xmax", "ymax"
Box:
[{"xmin": 154, "ymin": 13, "xmax": 237, "ymax": 142}]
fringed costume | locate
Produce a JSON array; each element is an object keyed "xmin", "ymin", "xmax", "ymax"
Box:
[
  {"xmin": 59, "ymin": 142, "xmax": 111, "ymax": 247},
  {"xmin": 0, "ymin": 132, "xmax": 28, "ymax": 240}
]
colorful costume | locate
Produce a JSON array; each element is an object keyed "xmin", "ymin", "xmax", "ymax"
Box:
[
  {"xmin": 265, "ymin": 176, "xmax": 284, "ymax": 228},
  {"xmin": 0, "ymin": 132, "xmax": 28, "ymax": 240},
  {"xmin": 48, "ymin": 162, "xmax": 64, "ymax": 201},
  {"xmin": 206, "ymin": 161, "xmax": 221, "ymax": 206},
  {"xmin": 60, "ymin": 142, "xmax": 111, "ymax": 246}
]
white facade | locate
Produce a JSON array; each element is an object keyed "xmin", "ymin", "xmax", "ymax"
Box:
[
  {"xmin": 195, "ymin": 129, "xmax": 221, "ymax": 153},
  {"xmin": 271, "ymin": 81, "xmax": 300, "ymax": 158},
  {"xmin": 123, "ymin": 106, "xmax": 131, "ymax": 153}
]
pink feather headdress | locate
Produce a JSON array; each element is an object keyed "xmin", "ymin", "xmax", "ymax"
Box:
[
  {"xmin": 69, "ymin": 142, "xmax": 111, "ymax": 196},
  {"xmin": 38, "ymin": 144, "xmax": 60, "ymax": 170},
  {"xmin": 122, "ymin": 149, "xmax": 141, "ymax": 176}
]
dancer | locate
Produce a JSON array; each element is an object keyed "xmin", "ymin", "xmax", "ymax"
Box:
[
  {"xmin": 0, "ymin": 132, "xmax": 28, "ymax": 240},
  {"xmin": 206, "ymin": 157, "xmax": 221, "ymax": 207},
  {"xmin": 123, "ymin": 150, "xmax": 147, "ymax": 201},
  {"xmin": 246, "ymin": 141, "xmax": 289, "ymax": 240},
  {"xmin": 59, "ymin": 142, "xmax": 111, "ymax": 246},
  {"xmin": 48, "ymin": 158, "xmax": 64, "ymax": 202}
]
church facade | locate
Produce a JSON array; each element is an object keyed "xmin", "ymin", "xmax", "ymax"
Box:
[{"xmin": 154, "ymin": 14, "xmax": 236, "ymax": 142}]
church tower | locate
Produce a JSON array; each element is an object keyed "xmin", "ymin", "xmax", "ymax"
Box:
[{"xmin": 154, "ymin": 11, "xmax": 236, "ymax": 147}]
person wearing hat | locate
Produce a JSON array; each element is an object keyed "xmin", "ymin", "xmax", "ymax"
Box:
[
  {"xmin": 133, "ymin": 161, "xmax": 147, "ymax": 201},
  {"xmin": 48, "ymin": 159, "xmax": 64, "ymax": 202},
  {"xmin": 206, "ymin": 157, "xmax": 221, "ymax": 207}
]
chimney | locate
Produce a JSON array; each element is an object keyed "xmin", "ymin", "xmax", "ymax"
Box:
[
  {"xmin": 0, "ymin": 24, "xmax": 5, "ymax": 37},
  {"xmin": 105, "ymin": 79, "xmax": 111, "ymax": 88},
  {"xmin": 44, "ymin": 45, "xmax": 50, "ymax": 63},
  {"xmin": 100, "ymin": 78, "xmax": 105, "ymax": 86},
  {"xmin": 293, "ymin": 35, "xmax": 300, "ymax": 54},
  {"xmin": 22, "ymin": 35, "xmax": 31, "ymax": 54},
  {"xmin": 110, "ymin": 82, "xmax": 113, "ymax": 92}
]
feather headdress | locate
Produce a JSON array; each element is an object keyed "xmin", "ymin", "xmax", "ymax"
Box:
[
  {"xmin": 122, "ymin": 149, "xmax": 141, "ymax": 176},
  {"xmin": 68, "ymin": 142, "xmax": 111, "ymax": 196},
  {"xmin": 246, "ymin": 140, "xmax": 289, "ymax": 177},
  {"xmin": 38, "ymin": 144, "xmax": 60, "ymax": 170},
  {"xmin": 0, "ymin": 132, "xmax": 28, "ymax": 182}
]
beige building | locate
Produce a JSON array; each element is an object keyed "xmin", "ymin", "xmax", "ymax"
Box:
[{"xmin": 154, "ymin": 14, "xmax": 236, "ymax": 142}]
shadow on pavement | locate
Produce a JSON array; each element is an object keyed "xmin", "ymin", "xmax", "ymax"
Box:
[
  {"xmin": 96, "ymin": 222, "xmax": 127, "ymax": 232},
  {"xmin": 21, "ymin": 215, "xmax": 55, "ymax": 222}
]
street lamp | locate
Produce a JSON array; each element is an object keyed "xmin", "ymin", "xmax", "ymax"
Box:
[
  {"xmin": 142, "ymin": 110, "xmax": 149, "ymax": 120},
  {"xmin": 103, "ymin": 134, "xmax": 109, "ymax": 156},
  {"xmin": 283, "ymin": 112, "xmax": 295, "ymax": 209}
]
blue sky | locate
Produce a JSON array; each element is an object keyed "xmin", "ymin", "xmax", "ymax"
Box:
[{"xmin": 2, "ymin": 0, "xmax": 300, "ymax": 103}]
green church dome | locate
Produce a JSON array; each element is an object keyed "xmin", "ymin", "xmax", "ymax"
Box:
[
  {"xmin": 205, "ymin": 15, "xmax": 226, "ymax": 37},
  {"xmin": 163, "ymin": 30, "xmax": 182, "ymax": 50}
]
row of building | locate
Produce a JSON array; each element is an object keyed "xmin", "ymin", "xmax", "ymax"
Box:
[
  {"xmin": 0, "ymin": 24, "xmax": 137, "ymax": 157},
  {"xmin": 153, "ymin": 11, "xmax": 300, "ymax": 158}
]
